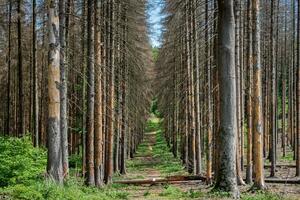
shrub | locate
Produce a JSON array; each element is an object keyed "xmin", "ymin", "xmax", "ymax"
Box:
[{"xmin": 0, "ymin": 136, "xmax": 47, "ymax": 187}]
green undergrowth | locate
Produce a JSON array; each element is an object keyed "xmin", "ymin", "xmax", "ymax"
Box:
[
  {"xmin": 126, "ymin": 116, "xmax": 186, "ymax": 177},
  {"xmin": 159, "ymin": 185, "xmax": 204, "ymax": 199},
  {"xmin": 153, "ymin": 129, "xmax": 186, "ymax": 176},
  {"xmin": 0, "ymin": 178, "xmax": 129, "ymax": 200},
  {"xmin": 0, "ymin": 136, "xmax": 47, "ymax": 187},
  {"xmin": 0, "ymin": 136, "xmax": 129, "ymax": 200},
  {"xmin": 157, "ymin": 185, "xmax": 285, "ymax": 200},
  {"xmin": 144, "ymin": 116, "xmax": 161, "ymax": 132}
]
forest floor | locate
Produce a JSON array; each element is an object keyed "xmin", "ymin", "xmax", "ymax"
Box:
[
  {"xmin": 0, "ymin": 116, "xmax": 299, "ymax": 200},
  {"xmin": 112, "ymin": 116, "xmax": 300, "ymax": 200}
]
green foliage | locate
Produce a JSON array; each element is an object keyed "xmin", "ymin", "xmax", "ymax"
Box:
[
  {"xmin": 281, "ymin": 151, "xmax": 294, "ymax": 162},
  {"xmin": 69, "ymin": 154, "xmax": 82, "ymax": 169},
  {"xmin": 159, "ymin": 185, "xmax": 203, "ymax": 199},
  {"xmin": 150, "ymin": 98, "xmax": 161, "ymax": 117},
  {"xmin": 159, "ymin": 185, "xmax": 183, "ymax": 197},
  {"xmin": 0, "ymin": 178, "xmax": 129, "ymax": 200},
  {"xmin": 143, "ymin": 190, "xmax": 150, "ymax": 197},
  {"xmin": 145, "ymin": 117, "xmax": 160, "ymax": 132},
  {"xmin": 153, "ymin": 130, "xmax": 185, "ymax": 175},
  {"xmin": 152, "ymin": 48, "xmax": 159, "ymax": 62},
  {"xmin": 0, "ymin": 136, "xmax": 47, "ymax": 187}
]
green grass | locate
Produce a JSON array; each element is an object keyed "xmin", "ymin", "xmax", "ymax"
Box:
[
  {"xmin": 241, "ymin": 191, "xmax": 283, "ymax": 200},
  {"xmin": 281, "ymin": 151, "xmax": 294, "ymax": 162},
  {"xmin": 152, "ymin": 129, "xmax": 186, "ymax": 176},
  {"xmin": 0, "ymin": 178, "xmax": 129, "ymax": 200},
  {"xmin": 123, "ymin": 117, "xmax": 186, "ymax": 177},
  {"xmin": 158, "ymin": 185, "xmax": 204, "ymax": 199},
  {"xmin": 0, "ymin": 136, "xmax": 129, "ymax": 200}
]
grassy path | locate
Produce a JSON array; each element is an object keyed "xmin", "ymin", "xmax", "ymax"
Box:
[
  {"xmin": 113, "ymin": 117, "xmax": 202, "ymax": 200},
  {"xmin": 112, "ymin": 116, "xmax": 299, "ymax": 200}
]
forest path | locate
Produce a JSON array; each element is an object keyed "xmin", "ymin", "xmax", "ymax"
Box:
[
  {"xmin": 112, "ymin": 116, "xmax": 300, "ymax": 199},
  {"xmin": 112, "ymin": 116, "xmax": 202, "ymax": 200},
  {"xmin": 119, "ymin": 131, "xmax": 162, "ymax": 181}
]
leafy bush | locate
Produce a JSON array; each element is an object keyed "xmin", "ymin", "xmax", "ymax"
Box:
[
  {"xmin": 69, "ymin": 154, "xmax": 82, "ymax": 169},
  {"xmin": 0, "ymin": 136, "xmax": 47, "ymax": 187}
]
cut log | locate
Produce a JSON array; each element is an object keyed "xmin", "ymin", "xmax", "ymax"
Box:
[
  {"xmin": 114, "ymin": 175, "xmax": 300, "ymax": 185},
  {"xmin": 264, "ymin": 178, "xmax": 300, "ymax": 184},
  {"xmin": 114, "ymin": 175, "xmax": 206, "ymax": 185},
  {"xmin": 243, "ymin": 164, "xmax": 296, "ymax": 168}
]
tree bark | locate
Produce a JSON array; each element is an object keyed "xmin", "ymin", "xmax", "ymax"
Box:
[
  {"xmin": 252, "ymin": 0, "xmax": 265, "ymax": 189},
  {"xmin": 296, "ymin": 0, "xmax": 300, "ymax": 177},
  {"xmin": 94, "ymin": 0, "xmax": 104, "ymax": 186},
  {"xmin": 85, "ymin": 0, "xmax": 95, "ymax": 186},
  {"xmin": 59, "ymin": 0, "xmax": 69, "ymax": 178},
  {"xmin": 105, "ymin": 0, "xmax": 115, "ymax": 184},
  {"xmin": 215, "ymin": 0, "xmax": 239, "ymax": 197},
  {"xmin": 47, "ymin": 0, "xmax": 63, "ymax": 183},
  {"xmin": 6, "ymin": 0, "xmax": 12, "ymax": 136},
  {"xmin": 246, "ymin": 0, "xmax": 253, "ymax": 184},
  {"xmin": 17, "ymin": 0, "xmax": 25, "ymax": 136}
]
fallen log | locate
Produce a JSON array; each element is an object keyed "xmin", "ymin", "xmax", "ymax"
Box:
[
  {"xmin": 264, "ymin": 178, "xmax": 300, "ymax": 184},
  {"xmin": 114, "ymin": 175, "xmax": 206, "ymax": 185},
  {"xmin": 114, "ymin": 175, "xmax": 300, "ymax": 185},
  {"xmin": 243, "ymin": 164, "xmax": 296, "ymax": 168}
]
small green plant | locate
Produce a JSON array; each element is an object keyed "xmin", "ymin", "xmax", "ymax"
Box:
[
  {"xmin": 0, "ymin": 136, "xmax": 47, "ymax": 187},
  {"xmin": 143, "ymin": 190, "xmax": 150, "ymax": 196},
  {"xmin": 159, "ymin": 185, "xmax": 183, "ymax": 197},
  {"xmin": 186, "ymin": 189, "xmax": 204, "ymax": 198}
]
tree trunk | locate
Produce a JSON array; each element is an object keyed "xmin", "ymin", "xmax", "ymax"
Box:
[
  {"xmin": 47, "ymin": 0, "xmax": 63, "ymax": 183},
  {"xmin": 6, "ymin": 0, "xmax": 12, "ymax": 136},
  {"xmin": 85, "ymin": 0, "xmax": 95, "ymax": 186},
  {"xmin": 94, "ymin": 0, "xmax": 104, "ymax": 186},
  {"xmin": 59, "ymin": 0, "xmax": 69, "ymax": 178},
  {"xmin": 296, "ymin": 0, "xmax": 300, "ymax": 177},
  {"xmin": 246, "ymin": 0, "xmax": 253, "ymax": 184},
  {"xmin": 252, "ymin": 0, "xmax": 265, "ymax": 189},
  {"xmin": 215, "ymin": 0, "xmax": 239, "ymax": 197},
  {"xmin": 105, "ymin": 0, "xmax": 115, "ymax": 184},
  {"xmin": 17, "ymin": 0, "xmax": 25, "ymax": 136}
]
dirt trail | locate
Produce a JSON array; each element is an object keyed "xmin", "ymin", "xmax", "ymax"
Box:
[
  {"xmin": 130, "ymin": 131, "xmax": 161, "ymax": 180},
  {"xmin": 114, "ymin": 119, "xmax": 300, "ymax": 200}
]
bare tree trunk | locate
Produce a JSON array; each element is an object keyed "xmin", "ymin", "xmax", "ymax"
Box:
[
  {"xmin": 81, "ymin": 0, "xmax": 87, "ymax": 177},
  {"xmin": 246, "ymin": 0, "xmax": 253, "ymax": 184},
  {"xmin": 296, "ymin": 0, "xmax": 300, "ymax": 177},
  {"xmin": 6, "ymin": 0, "xmax": 12, "ymax": 136},
  {"xmin": 47, "ymin": 0, "xmax": 63, "ymax": 183},
  {"xmin": 94, "ymin": 0, "xmax": 104, "ymax": 186},
  {"xmin": 105, "ymin": 0, "xmax": 115, "ymax": 184},
  {"xmin": 33, "ymin": 0, "xmax": 39, "ymax": 147},
  {"xmin": 269, "ymin": 0, "xmax": 277, "ymax": 178},
  {"xmin": 205, "ymin": 0, "xmax": 212, "ymax": 184},
  {"xmin": 252, "ymin": 0, "xmax": 265, "ymax": 189},
  {"xmin": 193, "ymin": 0, "xmax": 201, "ymax": 175},
  {"xmin": 120, "ymin": 6, "xmax": 127, "ymax": 175},
  {"xmin": 59, "ymin": 0, "xmax": 69, "ymax": 178},
  {"xmin": 215, "ymin": 0, "xmax": 239, "ymax": 197},
  {"xmin": 282, "ymin": 5, "xmax": 287, "ymax": 158},
  {"xmin": 234, "ymin": 0, "xmax": 245, "ymax": 186},
  {"xmin": 85, "ymin": 0, "xmax": 95, "ymax": 186},
  {"xmin": 17, "ymin": 0, "xmax": 25, "ymax": 136}
]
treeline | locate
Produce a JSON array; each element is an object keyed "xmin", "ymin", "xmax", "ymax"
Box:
[
  {"xmin": 156, "ymin": 0, "xmax": 299, "ymax": 197},
  {"xmin": 0, "ymin": 0, "xmax": 152, "ymax": 186}
]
